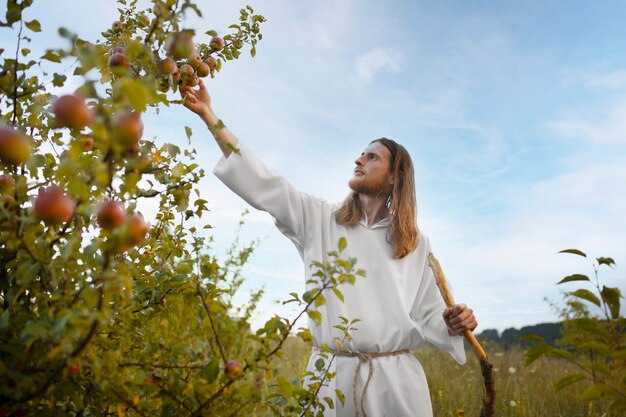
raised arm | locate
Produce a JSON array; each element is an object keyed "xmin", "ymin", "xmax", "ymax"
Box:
[
  {"xmin": 178, "ymin": 79, "xmax": 325, "ymax": 255},
  {"xmin": 180, "ymin": 79, "xmax": 237, "ymax": 157}
]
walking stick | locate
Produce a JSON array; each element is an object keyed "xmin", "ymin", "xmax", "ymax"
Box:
[{"xmin": 428, "ymin": 253, "xmax": 496, "ymax": 417}]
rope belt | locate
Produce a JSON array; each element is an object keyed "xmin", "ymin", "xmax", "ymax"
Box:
[{"xmin": 318, "ymin": 347, "xmax": 411, "ymax": 417}]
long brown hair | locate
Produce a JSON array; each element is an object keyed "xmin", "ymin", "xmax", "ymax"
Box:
[{"xmin": 335, "ymin": 138, "xmax": 419, "ymax": 259}]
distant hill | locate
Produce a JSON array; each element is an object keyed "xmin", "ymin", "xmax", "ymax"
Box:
[{"xmin": 477, "ymin": 322, "xmax": 563, "ymax": 347}]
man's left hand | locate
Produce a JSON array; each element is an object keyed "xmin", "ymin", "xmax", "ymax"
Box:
[{"xmin": 443, "ymin": 303, "xmax": 478, "ymax": 336}]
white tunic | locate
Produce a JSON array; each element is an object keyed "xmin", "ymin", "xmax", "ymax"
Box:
[{"xmin": 213, "ymin": 142, "xmax": 466, "ymax": 417}]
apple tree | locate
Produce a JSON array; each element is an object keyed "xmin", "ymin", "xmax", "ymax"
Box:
[{"xmin": 0, "ymin": 1, "xmax": 359, "ymax": 415}]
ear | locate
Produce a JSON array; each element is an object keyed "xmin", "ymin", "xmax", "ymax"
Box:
[{"xmin": 389, "ymin": 174, "xmax": 394, "ymax": 185}]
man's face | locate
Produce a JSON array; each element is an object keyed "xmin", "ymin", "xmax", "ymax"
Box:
[{"xmin": 348, "ymin": 142, "xmax": 394, "ymax": 196}]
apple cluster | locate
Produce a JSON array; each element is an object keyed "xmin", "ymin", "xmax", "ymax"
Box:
[
  {"xmin": 157, "ymin": 31, "xmax": 222, "ymax": 91},
  {"xmin": 0, "ymin": 90, "xmax": 148, "ymax": 248},
  {"xmin": 96, "ymin": 200, "xmax": 149, "ymax": 253}
]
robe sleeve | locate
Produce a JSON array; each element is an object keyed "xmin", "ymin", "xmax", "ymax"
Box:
[
  {"xmin": 212, "ymin": 141, "xmax": 320, "ymax": 255},
  {"xmin": 410, "ymin": 235, "xmax": 466, "ymax": 364}
]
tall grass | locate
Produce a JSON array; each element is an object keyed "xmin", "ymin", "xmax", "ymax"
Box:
[{"xmin": 266, "ymin": 338, "xmax": 620, "ymax": 416}]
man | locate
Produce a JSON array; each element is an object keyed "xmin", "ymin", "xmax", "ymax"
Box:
[{"xmin": 182, "ymin": 80, "xmax": 477, "ymax": 417}]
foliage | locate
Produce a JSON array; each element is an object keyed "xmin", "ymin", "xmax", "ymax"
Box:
[
  {"xmin": 0, "ymin": 1, "xmax": 360, "ymax": 415},
  {"xmin": 523, "ymin": 249, "xmax": 625, "ymax": 414}
]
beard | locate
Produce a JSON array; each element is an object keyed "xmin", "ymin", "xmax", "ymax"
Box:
[{"xmin": 348, "ymin": 174, "xmax": 391, "ymax": 197}]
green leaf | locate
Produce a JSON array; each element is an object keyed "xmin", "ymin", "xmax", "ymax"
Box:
[
  {"xmin": 206, "ymin": 30, "xmax": 218, "ymax": 37},
  {"xmin": 277, "ymin": 377, "xmax": 293, "ymax": 397},
  {"xmin": 52, "ymin": 73, "xmax": 66, "ymax": 87},
  {"xmin": 569, "ymin": 289, "xmax": 601, "ymax": 307},
  {"xmin": 314, "ymin": 294, "xmax": 326, "ymax": 307},
  {"xmin": 557, "ymin": 274, "xmax": 589, "ymax": 285},
  {"xmin": 323, "ymin": 396, "xmax": 335, "ymax": 409},
  {"xmin": 554, "ymin": 374, "xmax": 586, "ymax": 392},
  {"xmin": 41, "ymin": 50, "xmax": 61, "ymax": 63},
  {"xmin": 25, "ymin": 19, "xmax": 41, "ymax": 32},
  {"xmin": 597, "ymin": 257, "xmax": 615, "ymax": 267},
  {"xmin": 165, "ymin": 143, "xmax": 180, "ymax": 158},
  {"xmin": 26, "ymin": 154, "xmax": 46, "ymax": 175},
  {"xmin": 581, "ymin": 384, "xmax": 612, "ymax": 401},
  {"xmin": 525, "ymin": 343, "xmax": 551, "ymax": 366},
  {"xmin": 250, "ymin": 46, "xmax": 256, "ymax": 58},
  {"xmin": 184, "ymin": 126, "xmax": 192, "ymax": 143},
  {"xmin": 315, "ymin": 358, "xmax": 325, "ymax": 371},
  {"xmin": 332, "ymin": 287, "xmax": 344, "ymax": 303},
  {"xmin": 338, "ymin": 237, "xmax": 347, "ymax": 252},
  {"xmin": 558, "ymin": 249, "xmax": 587, "ymax": 257},
  {"xmin": 335, "ymin": 389, "xmax": 346, "ymax": 406},
  {"xmin": 518, "ymin": 333, "xmax": 544, "ymax": 343},
  {"xmin": 551, "ymin": 348, "xmax": 576, "ymax": 361},
  {"xmin": 307, "ymin": 310, "xmax": 322, "ymax": 326},
  {"xmin": 585, "ymin": 361, "xmax": 612, "ymax": 377},
  {"xmin": 119, "ymin": 78, "xmax": 151, "ymax": 112},
  {"xmin": 298, "ymin": 328, "xmax": 312, "ymax": 343},
  {"xmin": 579, "ymin": 341, "xmax": 612, "ymax": 354},
  {"xmin": 601, "ymin": 286, "xmax": 621, "ymax": 319}
]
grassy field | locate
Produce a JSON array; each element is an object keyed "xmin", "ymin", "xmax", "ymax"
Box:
[{"xmin": 269, "ymin": 337, "xmax": 619, "ymax": 417}]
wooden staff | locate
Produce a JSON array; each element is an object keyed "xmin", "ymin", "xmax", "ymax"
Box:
[{"xmin": 428, "ymin": 253, "xmax": 496, "ymax": 417}]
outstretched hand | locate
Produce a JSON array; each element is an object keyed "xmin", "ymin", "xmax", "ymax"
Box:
[
  {"xmin": 180, "ymin": 79, "xmax": 211, "ymax": 118},
  {"xmin": 443, "ymin": 303, "xmax": 477, "ymax": 336}
]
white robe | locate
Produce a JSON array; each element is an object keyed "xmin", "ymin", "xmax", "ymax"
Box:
[{"xmin": 213, "ymin": 142, "xmax": 466, "ymax": 417}]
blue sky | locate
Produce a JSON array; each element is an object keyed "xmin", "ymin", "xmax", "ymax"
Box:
[{"xmin": 2, "ymin": 0, "xmax": 625, "ymax": 333}]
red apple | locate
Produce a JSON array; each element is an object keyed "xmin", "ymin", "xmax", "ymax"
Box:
[
  {"xmin": 0, "ymin": 174, "xmax": 12, "ymax": 189},
  {"xmin": 111, "ymin": 111, "xmax": 143, "ymax": 149},
  {"xmin": 207, "ymin": 56, "xmax": 217, "ymax": 71},
  {"xmin": 224, "ymin": 360, "xmax": 243, "ymax": 380},
  {"xmin": 121, "ymin": 213, "xmax": 149, "ymax": 246},
  {"xmin": 196, "ymin": 62, "xmax": 210, "ymax": 78},
  {"xmin": 180, "ymin": 64, "xmax": 194, "ymax": 78},
  {"xmin": 188, "ymin": 53, "xmax": 203, "ymax": 68},
  {"xmin": 158, "ymin": 57, "xmax": 177, "ymax": 75},
  {"xmin": 52, "ymin": 94, "xmax": 93, "ymax": 130},
  {"xmin": 144, "ymin": 372, "xmax": 157, "ymax": 386},
  {"xmin": 68, "ymin": 360, "xmax": 81, "ymax": 376},
  {"xmin": 108, "ymin": 53, "xmax": 131, "ymax": 76},
  {"xmin": 210, "ymin": 36, "xmax": 225, "ymax": 51},
  {"xmin": 96, "ymin": 200, "xmax": 125, "ymax": 231},
  {"xmin": 0, "ymin": 125, "xmax": 31, "ymax": 165},
  {"xmin": 34, "ymin": 186, "xmax": 75, "ymax": 225},
  {"xmin": 79, "ymin": 134, "xmax": 94, "ymax": 151}
]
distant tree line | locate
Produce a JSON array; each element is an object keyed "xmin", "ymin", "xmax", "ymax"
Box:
[{"xmin": 477, "ymin": 322, "xmax": 563, "ymax": 347}]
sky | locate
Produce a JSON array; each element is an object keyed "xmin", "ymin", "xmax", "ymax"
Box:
[{"xmin": 1, "ymin": 0, "xmax": 625, "ymax": 334}]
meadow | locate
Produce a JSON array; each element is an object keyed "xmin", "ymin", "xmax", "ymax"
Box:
[{"xmin": 268, "ymin": 337, "xmax": 620, "ymax": 417}]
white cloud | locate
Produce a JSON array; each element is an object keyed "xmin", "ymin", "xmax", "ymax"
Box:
[
  {"xmin": 549, "ymin": 101, "xmax": 626, "ymax": 144},
  {"xmin": 355, "ymin": 48, "xmax": 404, "ymax": 80},
  {"xmin": 585, "ymin": 70, "xmax": 626, "ymax": 90},
  {"xmin": 427, "ymin": 157, "xmax": 626, "ymax": 330}
]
